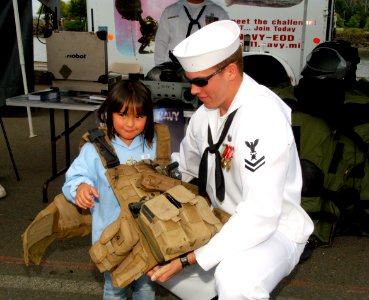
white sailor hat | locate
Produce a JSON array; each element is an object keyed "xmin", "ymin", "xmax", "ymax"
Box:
[{"xmin": 173, "ymin": 20, "xmax": 241, "ymax": 72}]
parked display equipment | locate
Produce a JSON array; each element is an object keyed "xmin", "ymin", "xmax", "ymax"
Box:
[{"xmin": 86, "ymin": 0, "xmax": 335, "ymax": 85}]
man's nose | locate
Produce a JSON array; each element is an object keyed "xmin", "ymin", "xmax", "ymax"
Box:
[{"xmin": 190, "ymin": 84, "xmax": 201, "ymax": 95}]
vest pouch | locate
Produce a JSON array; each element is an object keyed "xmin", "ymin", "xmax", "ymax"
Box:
[
  {"xmin": 111, "ymin": 217, "xmax": 140, "ymax": 255},
  {"xmin": 111, "ymin": 237, "xmax": 158, "ymax": 288},
  {"xmin": 194, "ymin": 196, "xmax": 224, "ymax": 234},
  {"xmin": 212, "ymin": 207, "xmax": 232, "ymax": 224},
  {"xmin": 165, "ymin": 186, "xmax": 222, "ymax": 249},
  {"xmin": 137, "ymin": 194, "xmax": 191, "ymax": 261},
  {"xmin": 89, "ymin": 216, "xmax": 139, "ymax": 272}
]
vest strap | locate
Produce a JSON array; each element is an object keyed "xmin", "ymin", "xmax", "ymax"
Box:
[{"xmin": 87, "ymin": 128, "xmax": 120, "ymax": 168}]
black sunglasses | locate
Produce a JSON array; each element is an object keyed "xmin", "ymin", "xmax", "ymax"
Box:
[{"xmin": 185, "ymin": 64, "xmax": 228, "ymax": 87}]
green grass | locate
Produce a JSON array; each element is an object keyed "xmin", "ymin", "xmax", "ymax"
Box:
[{"xmin": 335, "ymin": 28, "xmax": 369, "ymax": 47}]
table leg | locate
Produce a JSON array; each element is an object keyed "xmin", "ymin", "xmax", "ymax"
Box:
[
  {"xmin": 64, "ymin": 110, "xmax": 70, "ymax": 166},
  {"xmin": 43, "ymin": 109, "xmax": 68, "ymax": 203},
  {"xmin": 42, "ymin": 110, "xmax": 94, "ymax": 203},
  {"xmin": 0, "ymin": 116, "xmax": 20, "ymax": 181},
  {"xmin": 49, "ymin": 108, "xmax": 57, "ymax": 175}
]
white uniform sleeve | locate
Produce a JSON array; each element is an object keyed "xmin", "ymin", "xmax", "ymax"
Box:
[
  {"xmin": 195, "ymin": 97, "xmax": 300, "ymax": 270},
  {"xmin": 176, "ymin": 111, "xmax": 205, "ymax": 182},
  {"xmin": 154, "ymin": 9, "xmax": 171, "ymax": 65}
]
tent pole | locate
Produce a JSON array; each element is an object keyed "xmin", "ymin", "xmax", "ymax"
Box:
[{"xmin": 12, "ymin": 0, "xmax": 37, "ymax": 138}]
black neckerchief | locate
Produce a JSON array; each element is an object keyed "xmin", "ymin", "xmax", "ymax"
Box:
[
  {"xmin": 183, "ymin": 5, "xmax": 207, "ymax": 37},
  {"xmin": 198, "ymin": 109, "xmax": 238, "ymax": 201}
]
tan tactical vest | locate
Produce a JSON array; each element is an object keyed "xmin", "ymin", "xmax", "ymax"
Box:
[
  {"xmin": 22, "ymin": 124, "xmax": 171, "ymax": 266},
  {"xmin": 22, "ymin": 124, "xmax": 228, "ymax": 289}
]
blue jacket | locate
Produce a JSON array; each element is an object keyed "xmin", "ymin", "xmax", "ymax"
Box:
[{"xmin": 62, "ymin": 134, "xmax": 157, "ymax": 244}]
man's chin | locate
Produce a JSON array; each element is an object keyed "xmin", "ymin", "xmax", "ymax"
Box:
[{"xmin": 203, "ymin": 103, "xmax": 217, "ymax": 110}]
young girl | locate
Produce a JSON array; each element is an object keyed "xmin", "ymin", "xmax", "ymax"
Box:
[{"xmin": 62, "ymin": 80, "xmax": 157, "ymax": 299}]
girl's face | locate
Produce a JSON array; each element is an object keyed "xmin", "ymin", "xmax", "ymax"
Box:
[{"xmin": 112, "ymin": 106, "xmax": 147, "ymax": 145}]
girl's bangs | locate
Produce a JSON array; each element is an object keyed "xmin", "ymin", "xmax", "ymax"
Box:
[{"xmin": 119, "ymin": 97, "xmax": 146, "ymax": 115}]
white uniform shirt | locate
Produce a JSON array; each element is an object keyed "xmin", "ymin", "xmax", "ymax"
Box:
[
  {"xmin": 176, "ymin": 74, "xmax": 314, "ymax": 271},
  {"xmin": 154, "ymin": 0, "xmax": 229, "ymax": 65}
]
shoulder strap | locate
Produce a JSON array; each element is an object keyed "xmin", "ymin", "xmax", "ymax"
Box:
[
  {"xmin": 154, "ymin": 123, "xmax": 171, "ymax": 167},
  {"xmin": 80, "ymin": 127, "xmax": 120, "ymax": 169},
  {"xmin": 88, "ymin": 128, "xmax": 120, "ymax": 168},
  {"xmin": 80, "ymin": 124, "xmax": 171, "ymax": 169}
]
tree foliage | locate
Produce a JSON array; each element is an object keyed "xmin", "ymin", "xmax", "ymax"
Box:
[
  {"xmin": 62, "ymin": 0, "xmax": 87, "ymax": 31},
  {"xmin": 65, "ymin": 0, "xmax": 87, "ymax": 20},
  {"xmin": 335, "ymin": 0, "xmax": 369, "ymax": 29},
  {"xmin": 34, "ymin": 0, "xmax": 87, "ymax": 32}
]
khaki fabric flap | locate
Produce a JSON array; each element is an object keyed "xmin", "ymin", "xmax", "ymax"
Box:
[
  {"xmin": 22, "ymin": 194, "xmax": 93, "ymax": 266},
  {"xmin": 144, "ymin": 195, "xmax": 180, "ymax": 222},
  {"xmin": 166, "ymin": 185, "xmax": 197, "ymax": 204},
  {"xmin": 89, "ymin": 242, "xmax": 108, "ymax": 264},
  {"xmin": 100, "ymin": 219, "xmax": 121, "ymax": 244},
  {"xmin": 212, "ymin": 207, "xmax": 232, "ymax": 224},
  {"xmin": 195, "ymin": 196, "xmax": 223, "ymax": 225},
  {"xmin": 23, "ymin": 203, "xmax": 58, "ymax": 248},
  {"xmin": 54, "ymin": 193, "xmax": 91, "ymax": 230},
  {"xmin": 22, "ymin": 201, "xmax": 59, "ymax": 265},
  {"xmin": 139, "ymin": 172, "xmax": 182, "ymax": 192},
  {"xmin": 134, "ymin": 161, "xmax": 157, "ymax": 173},
  {"xmin": 118, "ymin": 218, "xmax": 136, "ymax": 246}
]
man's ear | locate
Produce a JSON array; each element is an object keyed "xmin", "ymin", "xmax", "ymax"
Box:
[{"xmin": 226, "ymin": 63, "xmax": 238, "ymax": 80}]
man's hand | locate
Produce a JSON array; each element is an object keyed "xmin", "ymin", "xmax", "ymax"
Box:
[
  {"xmin": 147, "ymin": 258, "xmax": 183, "ymax": 283},
  {"xmin": 148, "ymin": 251, "xmax": 196, "ymax": 283},
  {"xmin": 75, "ymin": 183, "xmax": 99, "ymax": 209}
]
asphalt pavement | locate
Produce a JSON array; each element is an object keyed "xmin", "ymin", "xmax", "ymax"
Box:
[{"xmin": 0, "ymin": 101, "xmax": 368, "ymax": 299}]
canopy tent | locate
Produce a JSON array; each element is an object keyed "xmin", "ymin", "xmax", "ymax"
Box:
[{"xmin": 0, "ymin": 0, "xmax": 35, "ymax": 137}]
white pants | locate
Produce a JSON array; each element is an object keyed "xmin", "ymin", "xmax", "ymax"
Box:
[{"xmin": 160, "ymin": 231, "xmax": 306, "ymax": 300}]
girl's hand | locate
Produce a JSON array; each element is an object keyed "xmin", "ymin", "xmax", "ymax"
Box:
[{"xmin": 75, "ymin": 183, "xmax": 99, "ymax": 209}]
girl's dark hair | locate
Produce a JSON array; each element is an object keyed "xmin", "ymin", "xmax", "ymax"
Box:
[{"xmin": 97, "ymin": 80, "xmax": 155, "ymax": 147}]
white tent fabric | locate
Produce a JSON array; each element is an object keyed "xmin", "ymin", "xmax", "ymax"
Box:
[{"xmin": 13, "ymin": 0, "xmax": 36, "ymax": 137}]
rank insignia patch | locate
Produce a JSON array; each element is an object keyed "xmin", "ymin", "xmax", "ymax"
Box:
[{"xmin": 244, "ymin": 139, "xmax": 265, "ymax": 172}]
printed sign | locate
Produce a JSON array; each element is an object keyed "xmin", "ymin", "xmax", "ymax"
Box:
[{"xmin": 154, "ymin": 107, "xmax": 185, "ymax": 152}]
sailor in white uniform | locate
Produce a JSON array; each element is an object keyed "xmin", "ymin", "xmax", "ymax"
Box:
[
  {"xmin": 148, "ymin": 20, "xmax": 314, "ymax": 300},
  {"xmin": 154, "ymin": 0, "xmax": 229, "ymax": 66}
]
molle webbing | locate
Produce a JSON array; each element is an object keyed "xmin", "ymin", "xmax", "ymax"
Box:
[
  {"xmin": 105, "ymin": 162, "xmax": 161, "ymax": 213},
  {"xmin": 154, "ymin": 123, "xmax": 171, "ymax": 167}
]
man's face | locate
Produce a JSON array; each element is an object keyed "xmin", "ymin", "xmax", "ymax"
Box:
[{"xmin": 185, "ymin": 64, "xmax": 232, "ymax": 115}]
